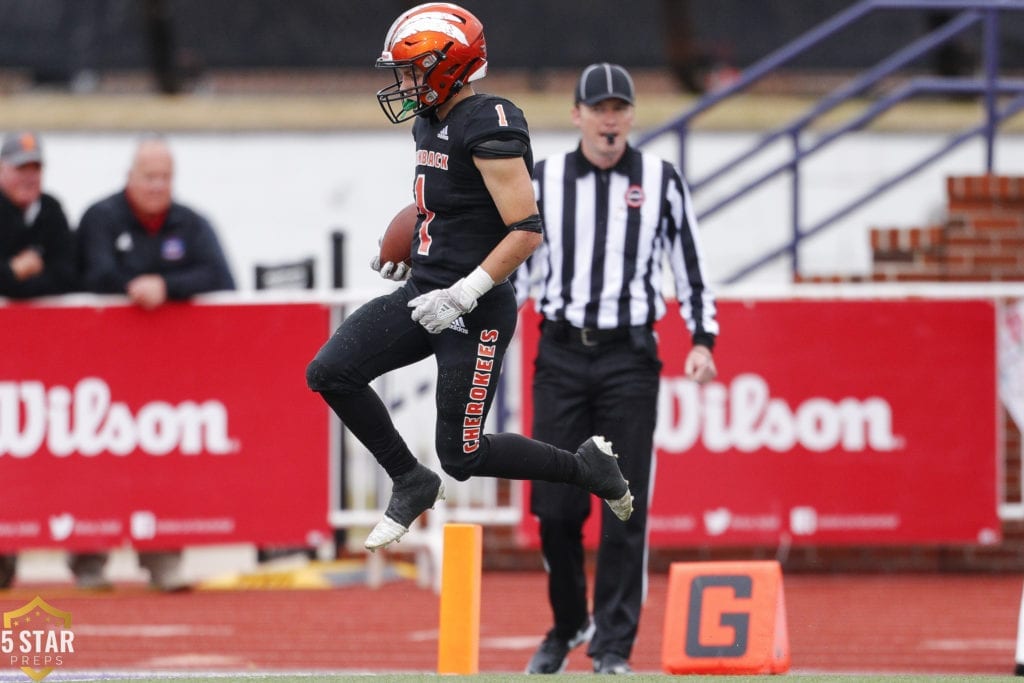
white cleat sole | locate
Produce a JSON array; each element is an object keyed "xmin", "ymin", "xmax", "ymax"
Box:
[
  {"xmin": 364, "ymin": 481, "xmax": 446, "ymax": 552},
  {"xmin": 593, "ymin": 436, "xmax": 633, "ymax": 522},
  {"xmin": 606, "ymin": 489, "xmax": 634, "ymax": 522},
  {"xmin": 364, "ymin": 516, "xmax": 409, "ymax": 552}
]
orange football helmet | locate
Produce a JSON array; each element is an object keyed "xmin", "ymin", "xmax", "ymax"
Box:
[{"xmin": 375, "ymin": 3, "xmax": 488, "ymax": 124}]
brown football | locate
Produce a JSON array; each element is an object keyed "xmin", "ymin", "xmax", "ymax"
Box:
[{"xmin": 379, "ymin": 203, "xmax": 419, "ymax": 266}]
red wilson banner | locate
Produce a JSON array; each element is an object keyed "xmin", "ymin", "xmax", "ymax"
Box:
[
  {"xmin": 0, "ymin": 302, "xmax": 331, "ymax": 551},
  {"xmin": 518, "ymin": 299, "xmax": 1000, "ymax": 547}
]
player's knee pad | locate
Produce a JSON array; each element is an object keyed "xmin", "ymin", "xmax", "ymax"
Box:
[
  {"xmin": 305, "ymin": 357, "xmax": 363, "ymax": 394},
  {"xmin": 438, "ymin": 460, "xmax": 472, "ymax": 482},
  {"xmin": 304, "ymin": 358, "xmax": 331, "ymax": 392}
]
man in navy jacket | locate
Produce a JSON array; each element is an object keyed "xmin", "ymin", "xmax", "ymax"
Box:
[{"xmin": 78, "ymin": 135, "xmax": 234, "ymax": 309}]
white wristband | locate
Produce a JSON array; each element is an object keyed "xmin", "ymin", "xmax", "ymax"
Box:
[{"xmin": 463, "ymin": 266, "xmax": 494, "ymax": 299}]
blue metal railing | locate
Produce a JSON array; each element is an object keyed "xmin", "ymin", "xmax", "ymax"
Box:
[{"xmin": 636, "ymin": 0, "xmax": 1024, "ymax": 283}]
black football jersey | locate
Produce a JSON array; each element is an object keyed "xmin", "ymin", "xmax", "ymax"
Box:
[{"xmin": 408, "ymin": 94, "xmax": 533, "ymax": 289}]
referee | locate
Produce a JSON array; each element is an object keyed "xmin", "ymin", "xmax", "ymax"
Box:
[{"xmin": 517, "ymin": 63, "xmax": 719, "ymax": 675}]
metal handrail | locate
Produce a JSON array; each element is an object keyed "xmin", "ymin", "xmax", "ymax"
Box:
[{"xmin": 635, "ymin": 0, "xmax": 1024, "ymax": 283}]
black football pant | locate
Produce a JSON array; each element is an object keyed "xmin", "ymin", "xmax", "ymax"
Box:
[
  {"xmin": 529, "ymin": 323, "xmax": 661, "ymax": 661},
  {"xmin": 306, "ymin": 280, "xmax": 577, "ymax": 484}
]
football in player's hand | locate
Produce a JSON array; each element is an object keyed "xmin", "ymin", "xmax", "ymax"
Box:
[{"xmin": 379, "ymin": 203, "xmax": 419, "ymax": 266}]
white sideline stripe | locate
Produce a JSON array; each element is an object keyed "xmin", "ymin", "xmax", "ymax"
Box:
[
  {"xmin": 412, "ymin": 630, "xmax": 542, "ymax": 650},
  {"xmin": 74, "ymin": 624, "xmax": 234, "ymax": 638},
  {"xmin": 140, "ymin": 655, "xmax": 249, "ymax": 668},
  {"xmin": 480, "ymin": 635, "xmax": 543, "ymax": 650},
  {"xmin": 408, "ymin": 628, "xmax": 439, "ymax": 641},
  {"xmin": 920, "ymin": 638, "xmax": 1016, "ymax": 651}
]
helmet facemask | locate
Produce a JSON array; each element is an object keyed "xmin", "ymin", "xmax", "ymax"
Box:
[{"xmin": 376, "ymin": 50, "xmax": 450, "ymax": 124}]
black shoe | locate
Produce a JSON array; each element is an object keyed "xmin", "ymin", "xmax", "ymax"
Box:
[
  {"xmin": 0, "ymin": 555, "xmax": 15, "ymax": 589},
  {"xmin": 574, "ymin": 436, "xmax": 633, "ymax": 521},
  {"xmin": 364, "ymin": 464, "xmax": 445, "ymax": 551},
  {"xmin": 593, "ymin": 652, "xmax": 632, "ymax": 674},
  {"xmin": 525, "ymin": 617, "xmax": 595, "ymax": 674},
  {"xmin": 69, "ymin": 552, "xmax": 113, "ymax": 590}
]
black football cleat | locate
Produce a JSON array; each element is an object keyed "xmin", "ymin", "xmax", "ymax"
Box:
[
  {"xmin": 365, "ymin": 463, "xmax": 445, "ymax": 551},
  {"xmin": 574, "ymin": 436, "xmax": 633, "ymax": 521},
  {"xmin": 525, "ymin": 617, "xmax": 595, "ymax": 674},
  {"xmin": 593, "ymin": 652, "xmax": 632, "ymax": 674}
]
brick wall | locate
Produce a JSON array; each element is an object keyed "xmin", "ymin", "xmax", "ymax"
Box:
[
  {"xmin": 482, "ymin": 174, "xmax": 1024, "ymax": 574},
  {"xmin": 870, "ymin": 176, "xmax": 1024, "ymax": 284}
]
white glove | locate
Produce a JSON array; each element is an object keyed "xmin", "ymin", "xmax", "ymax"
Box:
[
  {"xmin": 370, "ymin": 254, "xmax": 410, "ymax": 281},
  {"xmin": 369, "ymin": 239, "xmax": 411, "ymax": 281},
  {"xmin": 408, "ymin": 266, "xmax": 493, "ymax": 334}
]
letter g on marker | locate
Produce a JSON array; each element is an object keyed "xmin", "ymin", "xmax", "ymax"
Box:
[{"xmin": 685, "ymin": 574, "xmax": 752, "ymax": 657}]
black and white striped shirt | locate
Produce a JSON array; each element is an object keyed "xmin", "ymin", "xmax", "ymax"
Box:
[{"xmin": 516, "ymin": 144, "xmax": 718, "ymax": 348}]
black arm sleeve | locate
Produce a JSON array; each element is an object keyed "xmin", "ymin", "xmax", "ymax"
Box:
[{"xmin": 470, "ymin": 137, "xmax": 529, "ymax": 159}]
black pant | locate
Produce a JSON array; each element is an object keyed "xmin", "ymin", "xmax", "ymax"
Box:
[
  {"xmin": 530, "ymin": 322, "xmax": 661, "ymax": 660},
  {"xmin": 306, "ymin": 281, "xmax": 578, "ymax": 484}
]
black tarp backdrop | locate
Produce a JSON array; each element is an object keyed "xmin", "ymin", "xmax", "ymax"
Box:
[{"xmin": 0, "ymin": 0, "xmax": 1019, "ymax": 92}]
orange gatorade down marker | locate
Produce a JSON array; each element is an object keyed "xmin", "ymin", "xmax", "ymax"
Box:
[
  {"xmin": 437, "ymin": 523, "xmax": 482, "ymax": 674},
  {"xmin": 662, "ymin": 560, "xmax": 790, "ymax": 674}
]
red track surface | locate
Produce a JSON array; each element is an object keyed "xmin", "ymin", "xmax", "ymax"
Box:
[{"xmin": 1, "ymin": 572, "xmax": 1020, "ymax": 675}]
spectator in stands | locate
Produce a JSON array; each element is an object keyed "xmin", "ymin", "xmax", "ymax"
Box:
[
  {"xmin": 74, "ymin": 135, "xmax": 235, "ymax": 591},
  {"xmin": 0, "ymin": 131, "xmax": 79, "ymax": 589},
  {"xmin": 0, "ymin": 131, "xmax": 78, "ymax": 299},
  {"xmin": 79, "ymin": 134, "xmax": 234, "ymax": 308}
]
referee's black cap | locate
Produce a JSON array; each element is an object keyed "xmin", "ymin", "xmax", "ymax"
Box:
[{"xmin": 575, "ymin": 63, "xmax": 635, "ymax": 106}]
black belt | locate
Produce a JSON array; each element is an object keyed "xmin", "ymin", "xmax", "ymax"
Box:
[{"xmin": 543, "ymin": 320, "xmax": 641, "ymax": 347}]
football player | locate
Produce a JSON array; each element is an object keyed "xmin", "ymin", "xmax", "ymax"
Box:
[{"xmin": 306, "ymin": 3, "xmax": 633, "ymax": 551}]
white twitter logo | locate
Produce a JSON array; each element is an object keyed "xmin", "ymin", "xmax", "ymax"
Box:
[
  {"xmin": 49, "ymin": 513, "xmax": 75, "ymax": 541},
  {"xmin": 703, "ymin": 508, "xmax": 731, "ymax": 536}
]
